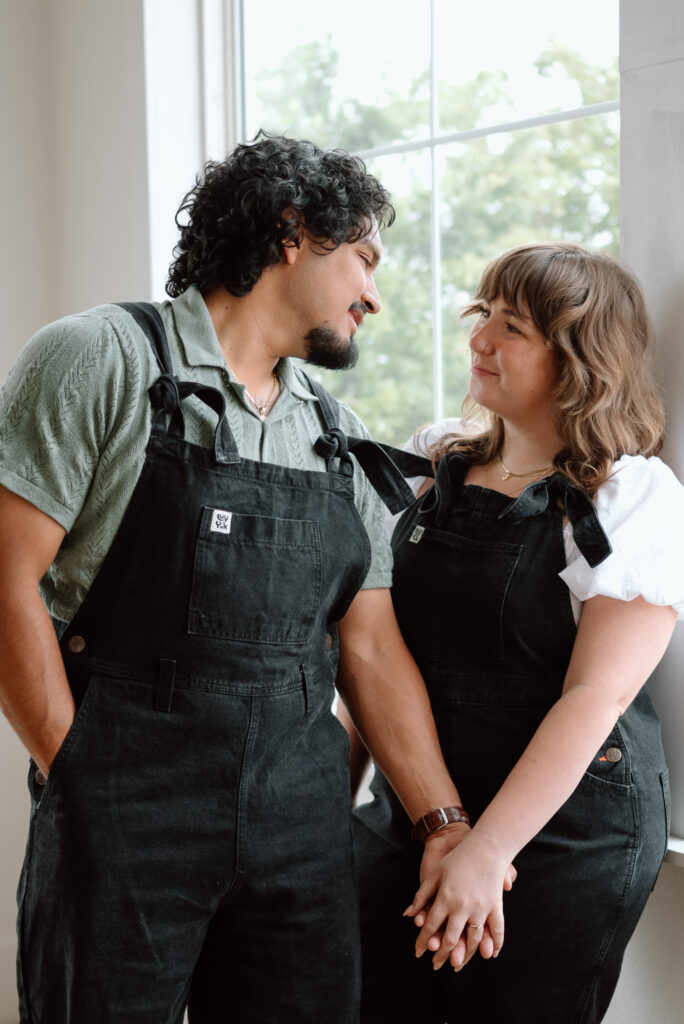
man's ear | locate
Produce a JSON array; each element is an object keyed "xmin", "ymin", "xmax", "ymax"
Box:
[{"xmin": 279, "ymin": 207, "xmax": 304, "ymax": 265}]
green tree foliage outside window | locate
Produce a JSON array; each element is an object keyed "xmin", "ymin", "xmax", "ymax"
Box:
[{"xmin": 254, "ymin": 41, "xmax": 619, "ymax": 443}]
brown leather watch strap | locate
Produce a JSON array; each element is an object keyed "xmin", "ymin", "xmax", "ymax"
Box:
[{"xmin": 410, "ymin": 805, "xmax": 471, "ymax": 842}]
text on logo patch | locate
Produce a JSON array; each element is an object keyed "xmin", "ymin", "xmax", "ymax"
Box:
[{"xmin": 210, "ymin": 509, "xmax": 233, "ymax": 534}]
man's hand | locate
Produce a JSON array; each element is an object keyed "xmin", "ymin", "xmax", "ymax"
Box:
[{"xmin": 408, "ymin": 825, "xmax": 516, "ymax": 970}]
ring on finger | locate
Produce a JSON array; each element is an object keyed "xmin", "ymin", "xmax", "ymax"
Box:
[{"xmin": 467, "ymin": 922, "xmax": 484, "ymax": 931}]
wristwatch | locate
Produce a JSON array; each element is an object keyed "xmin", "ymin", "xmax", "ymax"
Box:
[{"xmin": 410, "ymin": 805, "xmax": 471, "ymax": 842}]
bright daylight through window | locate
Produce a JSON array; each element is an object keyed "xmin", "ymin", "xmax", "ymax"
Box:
[{"xmin": 239, "ymin": 0, "xmax": 619, "ymax": 442}]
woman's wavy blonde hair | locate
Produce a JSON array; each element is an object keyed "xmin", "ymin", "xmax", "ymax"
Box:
[{"xmin": 428, "ymin": 242, "xmax": 665, "ymax": 493}]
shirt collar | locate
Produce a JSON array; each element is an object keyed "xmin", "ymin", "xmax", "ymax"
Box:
[{"xmin": 166, "ymin": 286, "xmax": 318, "ymax": 402}]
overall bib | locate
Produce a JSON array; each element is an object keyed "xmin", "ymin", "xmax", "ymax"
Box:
[
  {"xmin": 354, "ymin": 453, "xmax": 670, "ymax": 1024},
  {"xmin": 16, "ymin": 304, "xmax": 412, "ymax": 1024}
]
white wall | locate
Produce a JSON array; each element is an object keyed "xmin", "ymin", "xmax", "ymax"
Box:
[
  {"xmin": 0, "ymin": 1, "xmax": 152, "ymax": 1019},
  {"xmin": 603, "ymin": 2, "xmax": 684, "ymax": 1021},
  {"xmin": 0, "ymin": 5, "xmax": 57, "ymax": 1017},
  {"xmin": 49, "ymin": 0, "xmax": 151, "ymax": 316},
  {"xmin": 0, "ymin": 1, "xmax": 58, "ymax": 379}
]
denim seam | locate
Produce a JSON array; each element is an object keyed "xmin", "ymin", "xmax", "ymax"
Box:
[
  {"xmin": 573, "ymin": 784, "xmax": 640, "ymax": 1023},
  {"xmin": 225, "ymin": 695, "xmax": 259, "ymax": 898}
]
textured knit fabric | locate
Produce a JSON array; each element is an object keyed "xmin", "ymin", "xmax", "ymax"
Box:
[{"xmin": 0, "ymin": 286, "xmax": 392, "ymax": 621}]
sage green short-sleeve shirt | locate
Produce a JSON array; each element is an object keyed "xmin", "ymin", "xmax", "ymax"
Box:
[{"xmin": 0, "ymin": 286, "xmax": 393, "ymax": 621}]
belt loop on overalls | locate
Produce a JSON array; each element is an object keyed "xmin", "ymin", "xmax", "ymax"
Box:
[
  {"xmin": 300, "ymin": 665, "xmax": 314, "ymax": 715},
  {"xmin": 155, "ymin": 658, "xmax": 177, "ymax": 713}
]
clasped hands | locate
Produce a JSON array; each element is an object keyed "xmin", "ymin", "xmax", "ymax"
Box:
[{"xmin": 405, "ymin": 823, "xmax": 517, "ymax": 972}]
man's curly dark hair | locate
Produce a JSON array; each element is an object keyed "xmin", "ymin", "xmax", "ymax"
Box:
[{"xmin": 166, "ymin": 132, "xmax": 396, "ymax": 298}]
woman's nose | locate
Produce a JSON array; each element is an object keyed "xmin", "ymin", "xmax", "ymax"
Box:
[{"xmin": 470, "ymin": 323, "xmax": 493, "ymax": 354}]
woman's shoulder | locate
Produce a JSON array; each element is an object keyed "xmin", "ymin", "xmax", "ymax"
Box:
[
  {"xmin": 406, "ymin": 417, "xmax": 481, "ymax": 455},
  {"xmin": 594, "ymin": 453, "xmax": 684, "ymax": 527},
  {"xmin": 561, "ymin": 453, "xmax": 684, "ymax": 618}
]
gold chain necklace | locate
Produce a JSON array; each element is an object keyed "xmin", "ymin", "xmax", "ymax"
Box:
[
  {"xmin": 225, "ymin": 364, "xmax": 280, "ymax": 421},
  {"xmin": 498, "ymin": 453, "xmax": 553, "ymax": 481}
]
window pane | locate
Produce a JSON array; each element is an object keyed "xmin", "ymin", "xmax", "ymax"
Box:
[
  {"xmin": 439, "ymin": 111, "xmax": 620, "ymax": 415},
  {"xmin": 310, "ymin": 150, "xmax": 434, "ymax": 445},
  {"xmin": 242, "ymin": 1, "xmax": 431, "ymax": 150},
  {"xmin": 435, "ymin": 0, "xmax": 619, "ymax": 133}
]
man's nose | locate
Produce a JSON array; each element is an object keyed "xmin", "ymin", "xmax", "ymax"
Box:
[{"xmin": 361, "ymin": 278, "xmax": 381, "ymax": 315}]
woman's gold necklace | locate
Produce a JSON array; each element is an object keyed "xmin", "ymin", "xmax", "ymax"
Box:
[{"xmin": 498, "ymin": 453, "xmax": 553, "ymax": 481}]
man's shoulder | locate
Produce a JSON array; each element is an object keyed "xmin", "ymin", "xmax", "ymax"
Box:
[{"xmin": 16, "ymin": 303, "xmax": 158, "ymax": 385}]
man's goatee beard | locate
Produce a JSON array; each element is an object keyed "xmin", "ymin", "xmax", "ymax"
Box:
[{"xmin": 304, "ymin": 326, "xmax": 359, "ymax": 370}]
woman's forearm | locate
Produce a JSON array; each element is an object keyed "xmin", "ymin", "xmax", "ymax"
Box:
[{"xmin": 467, "ymin": 684, "xmax": 623, "ymax": 863}]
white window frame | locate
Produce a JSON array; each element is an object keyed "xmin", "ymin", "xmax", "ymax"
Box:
[{"xmin": 226, "ymin": 0, "xmax": 619, "ymax": 422}]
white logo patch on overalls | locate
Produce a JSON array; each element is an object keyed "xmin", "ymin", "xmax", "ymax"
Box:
[
  {"xmin": 210, "ymin": 509, "xmax": 233, "ymax": 534},
  {"xmin": 409, "ymin": 526, "xmax": 425, "ymax": 544}
]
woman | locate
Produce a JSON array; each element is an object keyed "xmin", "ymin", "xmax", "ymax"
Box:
[{"xmin": 347, "ymin": 243, "xmax": 684, "ymax": 1023}]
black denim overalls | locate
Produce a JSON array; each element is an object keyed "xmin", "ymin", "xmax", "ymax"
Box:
[
  {"xmin": 16, "ymin": 304, "xmax": 414, "ymax": 1024},
  {"xmin": 354, "ymin": 452, "xmax": 670, "ymax": 1024}
]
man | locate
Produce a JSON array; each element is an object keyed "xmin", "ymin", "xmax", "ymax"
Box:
[{"xmin": 0, "ymin": 134, "xmax": 466, "ymax": 1023}]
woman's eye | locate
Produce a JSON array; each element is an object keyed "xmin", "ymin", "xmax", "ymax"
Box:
[{"xmin": 505, "ymin": 322, "xmax": 521, "ymax": 334}]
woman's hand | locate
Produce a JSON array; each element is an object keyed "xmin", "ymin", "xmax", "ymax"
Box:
[{"xmin": 408, "ymin": 829, "xmax": 515, "ymax": 970}]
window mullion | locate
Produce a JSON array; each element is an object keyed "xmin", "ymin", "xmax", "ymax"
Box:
[
  {"xmin": 429, "ymin": 0, "xmax": 443, "ymax": 422},
  {"xmin": 223, "ymin": 0, "xmax": 245, "ymax": 149}
]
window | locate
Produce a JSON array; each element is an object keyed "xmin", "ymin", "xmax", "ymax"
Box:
[{"xmin": 236, "ymin": 0, "xmax": 619, "ymax": 441}]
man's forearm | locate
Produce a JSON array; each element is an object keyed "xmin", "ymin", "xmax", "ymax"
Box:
[
  {"xmin": 0, "ymin": 585, "xmax": 75, "ymax": 776},
  {"xmin": 337, "ymin": 588, "xmax": 461, "ymax": 824}
]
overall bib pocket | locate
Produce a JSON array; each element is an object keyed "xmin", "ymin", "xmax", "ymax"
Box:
[
  {"xmin": 394, "ymin": 528, "xmax": 522, "ymax": 664},
  {"xmin": 188, "ymin": 506, "xmax": 322, "ymax": 644}
]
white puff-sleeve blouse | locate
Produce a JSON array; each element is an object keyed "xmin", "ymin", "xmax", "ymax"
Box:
[{"xmin": 394, "ymin": 419, "xmax": 684, "ymax": 622}]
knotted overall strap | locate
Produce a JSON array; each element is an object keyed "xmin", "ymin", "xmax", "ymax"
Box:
[
  {"xmin": 420, "ymin": 453, "xmax": 469, "ymax": 526},
  {"xmin": 117, "ymin": 302, "xmax": 239, "ymax": 465},
  {"xmin": 419, "ymin": 456, "xmax": 611, "ymax": 568},
  {"xmin": 147, "ymin": 373, "xmax": 239, "ymax": 464},
  {"xmin": 313, "ymin": 429, "xmax": 426, "ymax": 514},
  {"xmin": 299, "ymin": 371, "xmax": 426, "ymax": 514},
  {"xmin": 499, "ymin": 472, "xmax": 612, "ymax": 568}
]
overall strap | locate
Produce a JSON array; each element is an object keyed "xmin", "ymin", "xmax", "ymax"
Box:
[
  {"xmin": 116, "ymin": 302, "xmax": 173, "ymax": 375},
  {"xmin": 499, "ymin": 472, "xmax": 612, "ymax": 568},
  {"xmin": 116, "ymin": 302, "xmax": 239, "ymax": 465},
  {"xmin": 299, "ymin": 370, "xmax": 425, "ymax": 515},
  {"xmin": 420, "ymin": 452, "xmax": 468, "ymax": 526},
  {"xmin": 298, "ymin": 370, "xmax": 340, "ymax": 432},
  {"xmin": 419, "ymin": 455, "xmax": 612, "ymax": 569}
]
